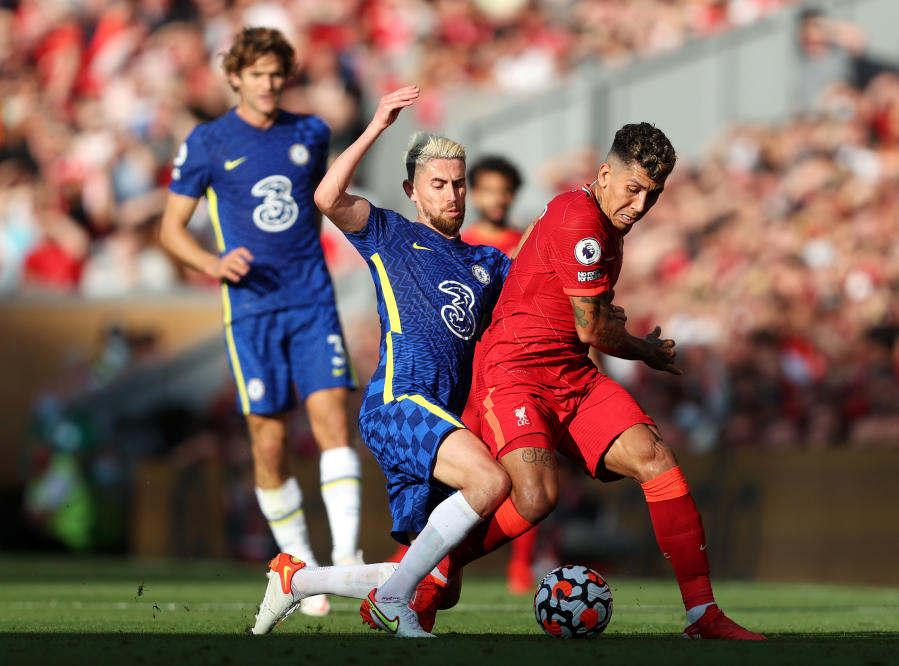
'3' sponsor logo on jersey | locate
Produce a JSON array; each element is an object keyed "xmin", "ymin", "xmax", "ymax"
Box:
[
  {"xmin": 251, "ymin": 175, "xmax": 298, "ymax": 232},
  {"xmin": 438, "ymin": 280, "xmax": 476, "ymax": 340}
]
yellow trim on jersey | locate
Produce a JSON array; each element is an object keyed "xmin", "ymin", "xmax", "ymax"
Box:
[
  {"xmin": 397, "ymin": 394, "xmax": 465, "ymax": 429},
  {"xmin": 384, "ymin": 331, "xmax": 396, "ymax": 402},
  {"xmin": 371, "ymin": 253, "xmax": 402, "ymax": 403},
  {"xmin": 206, "ymin": 186, "xmax": 226, "ymax": 253},
  {"xmin": 220, "ymin": 282, "xmax": 232, "ymax": 325},
  {"xmin": 221, "ymin": 282, "xmax": 250, "ymax": 414},
  {"xmin": 208, "ymin": 188, "xmax": 248, "ymax": 413},
  {"xmin": 371, "ymin": 254, "xmax": 402, "ymax": 333}
]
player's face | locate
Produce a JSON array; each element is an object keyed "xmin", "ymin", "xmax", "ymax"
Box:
[
  {"xmin": 230, "ymin": 53, "xmax": 286, "ymax": 124},
  {"xmin": 408, "ymin": 158, "xmax": 467, "ymax": 237},
  {"xmin": 595, "ymin": 158, "xmax": 665, "ymax": 234},
  {"xmin": 471, "ymin": 171, "xmax": 516, "ymax": 227}
]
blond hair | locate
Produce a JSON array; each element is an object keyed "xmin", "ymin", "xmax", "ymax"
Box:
[{"xmin": 404, "ymin": 131, "xmax": 466, "ymax": 181}]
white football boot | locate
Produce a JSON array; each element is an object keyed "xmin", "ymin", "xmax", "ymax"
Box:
[{"xmin": 252, "ymin": 553, "xmax": 306, "ymax": 634}]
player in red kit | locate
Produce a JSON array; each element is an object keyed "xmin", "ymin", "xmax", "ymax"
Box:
[
  {"xmin": 414, "ymin": 123, "xmax": 765, "ymax": 639},
  {"xmin": 460, "ymin": 155, "xmax": 535, "ymax": 593}
]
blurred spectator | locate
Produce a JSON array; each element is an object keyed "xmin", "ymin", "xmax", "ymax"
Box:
[
  {"xmin": 4, "ymin": 0, "xmax": 899, "ymax": 483},
  {"xmin": 1, "ymin": 0, "xmax": 810, "ymax": 296},
  {"xmin": 461, "ymin": 154, "xmax": 524, "ymax": 253},
  {"xmin": 794, "ymin": 6, "xmax": 866, "ymax": 114}
]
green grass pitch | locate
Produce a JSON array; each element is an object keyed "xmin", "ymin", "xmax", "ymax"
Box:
[{"xmin": 0, "ymin": 557, "xmax": 897, "ymax": 666}]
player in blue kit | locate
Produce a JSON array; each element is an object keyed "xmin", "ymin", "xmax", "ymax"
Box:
[
  {"xmin": 159, "ymin": 27, "xmax": 362, "ymax": 616},
  {"xmin": 250, "ymin": 86, "xmax": 511, "ymax": 638}
]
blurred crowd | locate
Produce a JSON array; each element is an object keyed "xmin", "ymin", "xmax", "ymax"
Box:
[
  {"xmin": 601, "ymin": 72, "xmax": 899, "ymax": 452},
  {"xmin": 0, "ymin": 0, "xmax": 801, "ymax": 296},
  {"xmin": 9, "ymin": 0, "xmax": 899, "ymax": 560},
  {"xmin": 8, "ymin": 0, "xmax": 899, "ymax": 549}
]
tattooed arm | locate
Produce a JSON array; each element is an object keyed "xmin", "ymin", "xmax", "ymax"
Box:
[{"xmin": 569, "ymin": 292, "xmax": 681, "ymax": 375}]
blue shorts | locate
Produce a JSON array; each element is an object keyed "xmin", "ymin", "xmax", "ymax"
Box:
[
  {"xmin": 224, "ymin": 305, "xmax": 356, "ymax": 415},
  {"xmin": 359, "ymin": 395, "xmax": 464, "ymax": 543}
]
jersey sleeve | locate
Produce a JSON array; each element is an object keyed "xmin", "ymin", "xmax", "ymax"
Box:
[
  {"xmin": 544, "ymin": 202, "xmax": 616, "ymax": 297},
  {"xmin": 498, "ymin": 252, "xmax": 512, "ymax": 282},
  {"xmin": 168, "ymin": 127, "xmax": 210, "ymax": 199},
  {"xmin": 343, "ymin": 202, "xmax": 386, "ymax": 256}
]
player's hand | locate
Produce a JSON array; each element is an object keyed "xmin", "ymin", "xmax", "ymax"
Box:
[
  {"xmin": 212, "ymin": 246, "xmax": 254, "ymax": 282},
  {"xmin": 643, "ymin": 326, "xmax": 682, "ymax": 375},
  {"xmin": 609, "ymin": 303, "xmax": 627, "ymax": 323},
  {"xmin": 371, "ymin": 86, "xmax": 420, "ymax": 132}
]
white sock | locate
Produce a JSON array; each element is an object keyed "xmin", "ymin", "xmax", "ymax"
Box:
[
  {"xmin": 686, "ymin": 602, "xmax": 715, "ymax": 624},
  {"xmin": 291, "ymin": 562, "xmax": 398, "ymax": 599},
  {"xmin": 376, "ymin": 491, "xmax": 481, "ymax": 602},
  {"xmin": 320, "ymin": 446, "xmax": 362, "ymax": 564},
  {"xmin": 255, "ymin": 477, "xmax": 318, "ymax": 566}
]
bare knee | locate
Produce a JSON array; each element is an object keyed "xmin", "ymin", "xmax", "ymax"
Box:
[
  {"xmin": 464, "ymin": 461, "xmax": 511, "ymax": 517},
  {"xmin": 247, "ymin": 416, "xmax": 288, "ymax": 478},
  {"xmin": 510, "ymin": 476, "xmax": 558, "ymax": 524},
  {"xmin": 305, "ymin": 388, "xmax": 350, "ymax": 450},
  {"xmin": 604, "ymin": 424, "xmax": 677, "ymax": 483},
  {"xmin": 500, "ymin": 446, "xmax": 560, "ymax": 523},
  {"xmin": 433, "ymin": 429, "xmax": 510, "ymax": 517}
]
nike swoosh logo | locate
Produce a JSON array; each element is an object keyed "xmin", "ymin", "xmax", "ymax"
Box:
[
  {"xmin": 700, "ymin": 544, "xmax": 708, "ymax": 551},
  {"xmin": 603, "ymin": 256, "xmax": 617, "ymax": 262},
  {"xmin": 412, "ymin": 242, "xmax": 433, "ymax": 251},
  {"xmin": 224, "ymin": 157, "xmax": 247, "ymax": 171},
  {"xmin": 368, "ymin": 592, "xmax": 400, "ymax": 633},
  {"xmin": 332, "ymin": 368, "xmax": 347, "ymax": 377},
  {"xmin": 280, "ymin": 566, "xmax": 293, "ymax": 593}
]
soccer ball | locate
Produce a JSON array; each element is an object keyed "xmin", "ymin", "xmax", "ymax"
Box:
[{"xmin": 534, "ymin": 565, "xmax": 613, "ymax": 638}]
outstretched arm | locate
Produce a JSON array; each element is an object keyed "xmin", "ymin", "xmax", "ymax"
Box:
[
  {"xmin": 314, "ymin": 86, "xmax": 420, "ymax": 233},
  {"xmin": 570, "ymin": 293, "xmax": 681, "ymax": 375}
]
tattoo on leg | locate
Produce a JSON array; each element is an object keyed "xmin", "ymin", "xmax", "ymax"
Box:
[{"xmin": 520, "ymin": 448, "xmax": 557, "ymax": 470}]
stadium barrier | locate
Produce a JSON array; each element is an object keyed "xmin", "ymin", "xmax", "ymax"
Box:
[
  {"xmin": 127, "ymin": 447, "xmax": 899, "ymax": 586},
  {"xmin": 5, "ymin": 298, "xmax": 897, "ymax": 583}
]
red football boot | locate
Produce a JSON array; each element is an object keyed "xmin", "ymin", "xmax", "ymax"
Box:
[
  {"xmin": 410, "ymin": 572, "xmax": 463, "ymax": 632},
  {"xmin": 682, "ymin": 605, "xmax": 766, "ymax": 640}
]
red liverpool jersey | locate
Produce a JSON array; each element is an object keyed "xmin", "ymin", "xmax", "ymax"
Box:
[
  {"xmin": 481, "ymin": 185, "xmax": 623, "ymax": 390},
  {"xmin": 461, "ymin": 225, "xmax": 523, "ymax": 258}
]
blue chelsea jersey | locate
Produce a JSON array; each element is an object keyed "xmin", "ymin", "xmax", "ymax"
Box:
[
  {"xmin": 169, "ymin": 109, "xmax": 335, "ymax": 321},
  {"xmin": 345, "ymin": 205, "xmax": 511, "ymax": 417}
]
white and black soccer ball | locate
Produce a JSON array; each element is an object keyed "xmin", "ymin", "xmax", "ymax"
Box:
[{"xmin": 534, "ymin": 565, "xmax": 613, "ymax": 638}]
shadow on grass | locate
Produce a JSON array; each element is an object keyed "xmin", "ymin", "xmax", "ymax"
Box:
[
  {"xmin": 3, "ymin": 632, "xmax": 898, "ymax": 666},
  {"xmin": 0, "ymin": 556, "xmax": 261, "ymax": 584}
]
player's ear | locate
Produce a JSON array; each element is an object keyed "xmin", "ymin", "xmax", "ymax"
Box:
[
  {"xmin": 597, "ymin": 162, "xmax": 613, "ymax": 189},
  {"xmin": 403, "ymin": 179, "xmax": 415, "ymax": 201}
]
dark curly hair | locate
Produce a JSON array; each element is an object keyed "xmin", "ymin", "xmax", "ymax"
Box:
[
  {"xmin": 467, "ymin": 155, "xmax": 523, "ymax": 191},
  {"xmin": 222, "ymin": 27, "xmax": 295, "ymax": 84},
  {"xmin": 609, "ymin": 123, "xmax": 676, "ymax": 181}
]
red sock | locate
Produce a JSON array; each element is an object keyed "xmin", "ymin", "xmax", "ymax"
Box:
[
  {"xmin": 438, "ymin": 496, "xmax": 534, "ymax": 580},
  {"xmin": 509, "ymin": 523, "xmax": 539, "ymax": 565},
  {"xmin": 641, "ymin": 466, "xmax": 715, "ymax": 610}
]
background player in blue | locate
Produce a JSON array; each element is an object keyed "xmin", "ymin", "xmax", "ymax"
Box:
[
  {"xmin": 159, "ymin": 27, "xmax": 362, "ymax": 616},
  {"xmin": 250, "ymin": 86, "xmax": 511, "ymax": 638}
]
